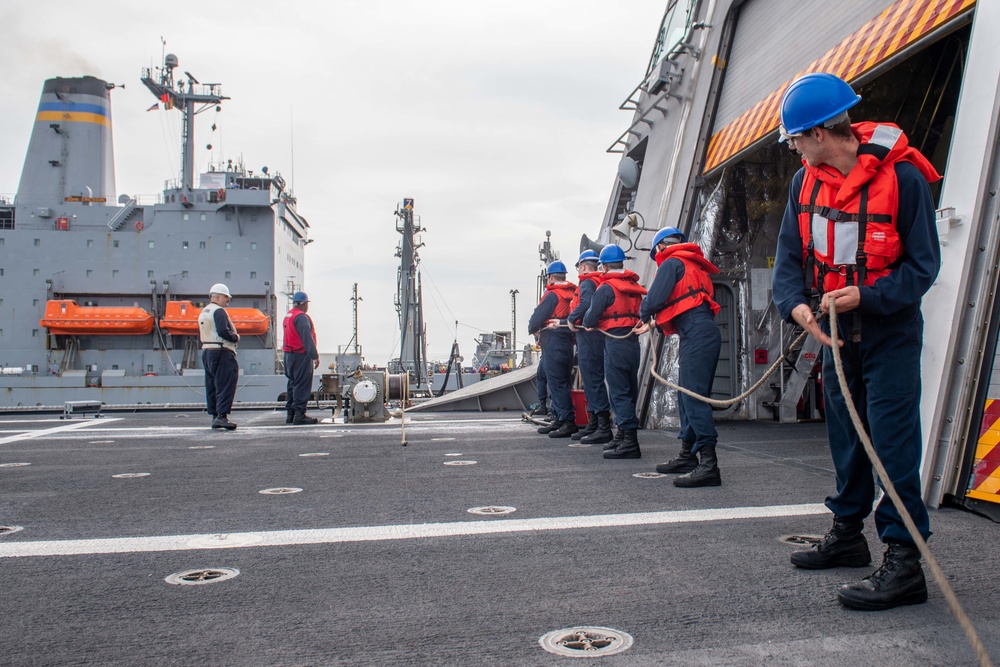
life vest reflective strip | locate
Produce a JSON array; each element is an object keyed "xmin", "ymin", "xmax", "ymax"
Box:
[
  {"xmin": 569, "ymin": 272, "xmax": 600, "ymax": 314},
  {"xmin": 596, "ymin": 270, "xmax": 647, "ymax": 331},
  {"xmin": 198, "ymin": 303, "xmax": 238, "ymax": 352},
  {"xmin": 542, "ymin": 282, "xmax": 577, "ymax": 320},
  {"xmin": 652, "ymin": 243, "xmax": 720, "ymax": 336},
  {"xmin": 797, "ymin": 121, "xmax": 940, "ymax": 295},
  {"xmin": 282, "ymin": 308, "xmax": 317, "ymax": 353}
]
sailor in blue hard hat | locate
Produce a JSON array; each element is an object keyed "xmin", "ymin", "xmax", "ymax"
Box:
[
  {"xmin": 282, "ymin": 290, "xmax": 320, "ymax": 424},
  {"xmin": 772, "ymin": 71, "xmax": 942, "ymax": 611},
  {"xmin": 565, "ymin": 249, "xmax": 612, "ymax": 444},
  {"xmin": 582, "ymin": 244, "xmax": 647, "ymax": 458},
  {"xmin": 527, "ymin": 260, "xmax": 579, "ymax": 438}
]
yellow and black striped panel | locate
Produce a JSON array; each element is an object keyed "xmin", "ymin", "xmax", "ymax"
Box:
[
  {"xmin": 703, "ymin": 0, "xmax": 976, "ymax": 174},
  {"xmin": 968, "ymin": 399, "xmax": 1000, "ymax": 504}
]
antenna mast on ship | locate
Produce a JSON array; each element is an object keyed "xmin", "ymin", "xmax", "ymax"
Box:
[
  {"xmin": 391, "ymin": 198, "xmax": 429, "ymax": 395},
  {"xmin": 141, "ymin": 53, "xmax": 229, "ymax": 190}
]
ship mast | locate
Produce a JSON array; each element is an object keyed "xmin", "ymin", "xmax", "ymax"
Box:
[
  {"xmin": 392, "ymin": 198, "xmax": 428, "ymax": 394},
  {"xmin": 141, "ymin": 54, "xmax": 229, "ymax": 190}
]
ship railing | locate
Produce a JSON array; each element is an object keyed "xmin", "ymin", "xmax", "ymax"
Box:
[{"xmin": 107, "ymin": 197, "xmax": 138, "ymax": 230}]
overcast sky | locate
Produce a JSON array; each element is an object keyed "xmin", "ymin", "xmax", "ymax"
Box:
[{"xmin": 0, "ymin": 1, "xmax": 667, "ymax": 366}]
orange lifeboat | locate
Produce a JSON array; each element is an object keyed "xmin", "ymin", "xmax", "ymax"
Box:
[
  {"xmin": 161, "ymin": 300, "xmax": 270, "ymax": 337},
  {"xmin": 40, "ymin": 300, "xmax": 154, "ymax": 335}
]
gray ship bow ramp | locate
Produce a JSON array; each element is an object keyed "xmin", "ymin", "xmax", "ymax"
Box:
[{"xmin": 409, "ymin": 364, "xmax": 538, "ymax": 412}]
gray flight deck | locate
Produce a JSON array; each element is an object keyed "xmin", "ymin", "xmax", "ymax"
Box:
[{"xmin": 1, "ymin": 411, "xmax": 997, "ymax": 666}]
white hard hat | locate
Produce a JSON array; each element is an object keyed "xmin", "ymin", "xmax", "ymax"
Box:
[{"xmin": 209, "ymin": 283, "xmax": 231, "ymax": 297}]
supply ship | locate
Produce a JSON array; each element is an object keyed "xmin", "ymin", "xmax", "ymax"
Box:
[{"xmin": 0, "ymin": 54, "xmax": 308, "ymax": 407}]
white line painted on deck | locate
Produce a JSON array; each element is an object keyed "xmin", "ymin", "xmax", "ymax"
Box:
[
  {"xmin": 0, "ymin": 503, "xmax": 829, "ymax": 558},
  {"xmin": 0, "ymin": 418, "xmax": 122, "ymax": 446}
]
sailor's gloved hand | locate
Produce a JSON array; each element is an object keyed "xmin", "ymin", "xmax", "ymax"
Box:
[{"xmin": 632, "ymin": 322, "xmax": 651, "ymax": 335}]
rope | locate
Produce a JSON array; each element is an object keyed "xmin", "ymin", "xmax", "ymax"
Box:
[{"xmin": 827, "ymin": 300, "xmax": 994, "ymax": 667}]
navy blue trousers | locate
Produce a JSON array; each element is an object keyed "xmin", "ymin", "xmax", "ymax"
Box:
[
  {"xmin": 821, "ymin": 306, "xmax": 930, "ymax": 544},
  {"xmin": 542, "ymin": 332, "xmax": 575, "ymax": 422},
  {"xmin": 284, "ymin": 352, "xmax": 315, "ymax": 412},
  {"xmin": 576, "ymin": 329, "xmax": 609, "ymax": 414},
  {"xmin": 203, "ymin": 348, "xmax": 239, "ymax": 417},
  {"xmin": 604, "ymin": 330, "xmax": 639, "ymax": 429},
  {"xmin": 535, "ymin": 354, "xmax": 548, "ymax": 406},
  {"xmin": 674, "ymin": 309, "xmax": 721, "ymax": 452}
]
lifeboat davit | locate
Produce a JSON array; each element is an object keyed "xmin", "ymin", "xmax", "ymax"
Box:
[
  {"xmin": 40, "ymin": 300, "xmax": 154, "ymax": 335},
  {"xmin": 161, "ymin": 300, "xmax": 270, "ymax": 337}
]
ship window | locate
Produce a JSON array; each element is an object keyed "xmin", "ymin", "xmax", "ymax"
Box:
[
  {"xmin": 250, "ymin": 271, "xmax": 257, "ymax": 279},
  {"xmin": 182, "ymin": 271, "xmax": 189, "ymax": 278},
  {"xmin": 199, "ymin": 241, "xmax": 206, "ymax": 249},
  {"xmin": 113, "ymin": 270, "xmax": 119, "ymax": 277},
  {"xmin": 33, "ymin": 299, "xmax": 38, "ymax": 306},
  {"xmin": 250, "ymin": 214, "xmax": 257, "ymax": 222},
  {"xmin": 34, "ymin": 238, "xmax": 40, "ymax": 246},
  {"xmin": 147, "ymin": 271, "xmax": 154, "ymax": 278},
  {"xmin": 251, "ymin": 242, "xmax": 257, "ymax": 250},
  {"xmin": 33, "ymin": 268, "xmax": 39, "ymax": 276},
  {"xmin": 0, "ymin": 238, "xmax": 4, "ymax": 245},
  {"xmin": 111, "ymin": 365, "xmax": 118, "ymax": 370},
  {"xmin": 148, "ymin": 241, "xmax": 155, "ymax": 249},
  {"xmin": 32, "ymin": 329, "xmax": 39, "ymax": 337},
  {"xmin": 113, "ymin": 240, "xmax": 119, "ymax": 248},
  {"xmin": 225, "ymin": 271, "xmax": 232, "ymax": 279},
  {"xmin": 86, "ymin": 270, "xmax": 93, "ymax": 277},
  {"xmin": 253, "ymin": 301, "xmax": 259, "ymax": 309},
  {"xmin": 225, "ymin": 213, "xmax": 232, "ymax": 221},
  {"xmin": 87, "ymin": 239, "xmax": 94, "ymax": 248},
  {"xmin": 250, "ymin": 363, "xmax": 258, "ymax": 373},
  {"xmin": 183, "ymin": 213, "xmax": 190, "ymax": 221},
  {"xmin": 0, "ymin": 268, "xmax": 4, "ymax": 276},
  {"xmin": 225, "ymin": 241, "xmax": 232, "ymax": 250},
  {"xmin": 200, "ymin": 213, "xmax": 207, "ymax": 221},
  {"xmin": 146, "ymin": 364, "xmax": 154, "ymax": 372},
  {"xmin": 183, "ymin": 241, "xmax": 189, "ymax": 249}
]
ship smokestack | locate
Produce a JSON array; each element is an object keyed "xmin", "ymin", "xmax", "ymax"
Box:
[{"xmin": 16, "ymin": 76, "xmax": 116, "ymax": 206}]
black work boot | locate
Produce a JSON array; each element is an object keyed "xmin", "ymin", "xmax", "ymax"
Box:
[
  {"xmin": 293, "ymin": 411, "xmax": 318, "ymax": 425},
  {"xmin": 212, "ymin": 415, "xmax": 238, "ymax": 431},
  {"xmin": 549, "ymin": 421, "xmax": 579, "ymax": 438},
  {"xmin": 529, "ymin": 405, "xmax": 549, "ymax": 418},
  {"xmin": 604, "ymin": 429, "xmax": 640, "ymax": 459},
  {"xmin": 673, "ymin": 445, "xmax": 721, "ymax": 487},
  {"xmin": 572, "ymin": 413, "xmax": 598, "ymax": 441},
  {"xmin": 656, "ymin": 441, "xmax": 698, "ymax": 474},
  {"xmin": 537, "ymin": 419, "xmax": 561, "ymax": 435},
  {"xmin": 285, "ymin": 410, "xmax": 295, "ymax": 424},
  {"xmin": 837, "ymin": 541, "xmax": 927, "ymax": 611},
  {"xmin": 581, "ymin": 411, "xmax": 613, "ymax": 445},
  {"xmin": 602, "ymin": 426, "xmax": 625, "ymax": 452},
  {"xmin": 790, "ymin": 517, "xmax": 871, "ymax": 569}
]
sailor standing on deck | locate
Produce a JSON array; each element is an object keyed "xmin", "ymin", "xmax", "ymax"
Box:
[
  {"xmin": 283, "ymin": 291, "xmax": 320, "ymax": 425},
  {"xmin": 582, "ymin": 244, "xmax": 646, "ymax": 459},
  {"xmin": 637, "ymin": 227, "xmax": 722, "ymax": 485},
  {"xmin": 566, "ymin": 249, "xmax": 613, "ymax": 444},
  {"xmin": 771, "ymin": 73, "xmax": 940, "ymax": 611},
  {"xmin": 198, "ymin": 283, "xmax": 240, "ymax": 430},
  {"xmin": 528, "ymin": 261, "xmax": 578, "ymax": 438}
]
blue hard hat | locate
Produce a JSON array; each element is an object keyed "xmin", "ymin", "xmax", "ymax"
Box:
[
  {"xmin": 292, "ymin": 291, "xmax": 309, "ymax": 303},
  {"xmin": 649, "ymin": 227, "xmax": 686, "ymax": 259},
  {"xmin": 599, "ymin": 244, "xmax": 626, "ymax": 265},
  {"xmin": 546, "ymin": 261, "xmax": 568, "ymax": 276},
  {"xmin": 575, "ymin": 250, "xmax": 599, "ymax": 267},
  {"xmin": 779, "ymin": 72, "xmax": 861, "ymax": 138}
]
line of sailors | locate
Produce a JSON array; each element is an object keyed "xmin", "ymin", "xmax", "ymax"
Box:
[{"xmin": 527, "ymin": 230, "xmax": 724, "ymax": 488}]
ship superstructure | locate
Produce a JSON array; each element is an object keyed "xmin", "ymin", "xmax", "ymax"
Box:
[{"xmin": 0, "ymin": 54, "xmax": 309, "ymax": 406}]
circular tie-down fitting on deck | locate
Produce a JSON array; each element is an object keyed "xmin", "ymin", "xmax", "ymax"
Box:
[
  {"xmin": 779, "ymin": 534, "xmax": 824, "ymax": 546},
  {"xmin": 259, "ymin": 487, "xmax": 303, "ymax": 495},
  {"xmin": 299, "ymin": 452, "xmax": 330, "ymax": 457},
  {"xmin": 165, "ymin": 567, "xmax": 240, "ymax": 586},
  {"xmin": 0, "ymin": 462, "xmax": 32, "ymax": 468},
  {"xmin": 0, "ymin": 525, "xmax": 25, "ymax": 536},
  {"xmin": 632, "ymin": 472, "xmax": 666, "ymax": 479},
  {"xmin": 112, "ymin": 472, "xmax": 150, "ymax": 478},
  {"xmin": 467, "ymin": 506, "xmax": 516, "ymax": 516},
  {"xmin": 443, "ymin": 460, "xmax": 477, "ymax": 466},
  {"xmin": 539, "ymin": 626, "xmax": 634, "ymax": 658}
]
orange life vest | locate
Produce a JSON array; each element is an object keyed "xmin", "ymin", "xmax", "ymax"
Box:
[
  {"xmin": 596, "ymin": 270, "xmax": 647, "ymax": 331},
  {"xmin": 652, "ymin": 243, "xmax": 720, "ymax": 336},
  {"xmin": 282, "ymin": 308, "xmax": 317, "ymax": 353},
  {"xmin": 541, "ymin": 281, "xmax": 577, "ymax": 320},
  {"xmin": 569, "ymin": 272, "xmax": 601, "ymax": 317},
  {"xmin": 799, "ymin": 121, "xmax": 941, "ymax": 294}
]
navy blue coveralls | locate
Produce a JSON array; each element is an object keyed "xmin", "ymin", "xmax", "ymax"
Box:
[
  {"xmin": 203, "ymin": 309, "xmax": 240, "ymax": 418},
  {"xmin": 528, "ymin": 292, "xmax": 575, "ymax": 424},
  {"xmin": 583, "ymin": 279, "xmax": 639, "ymax": 430},
  {"xmin": 284, "ymin": 312, "xmax": 319, "ymax": 413},
  {"xmin": 567, "ymin": 277, "xmax": 610, "ymax": 416},
  {"xmin": 772, "ymin": 162, "xmax": 939, "ymax": 544},
  {"xmin": 639, "ymin": 263, "xmax": 721, "ymax": 452},
  {"xmin": 535, "ymin": 353, "xmax": 548, "ymax": 409}
]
